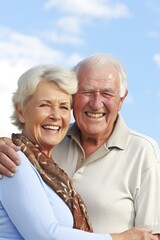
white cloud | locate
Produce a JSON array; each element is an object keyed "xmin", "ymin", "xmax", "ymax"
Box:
[
  {"xmin": 44, "ymin": 0, "xmax": 58, "ymax": 10},
  {"xmin": 43, "ymin": 0, "xmax": 132, "ymax": 46},
  {"xmin": 40, "ymin": 16, "xmax": 85, "ymax": 46},
  {"xmin": 0, "ymin": 91, "xmax": 18, "ymax": 137},
  {"xmin": 43, "ymin": 29, "xmax": 85, "ymax": 46},
  {"xmin": 0, "ymin": 59, "xmax": 22, "ymax": 137},
  {"xmin": 0, "ymin": 28, "xmax": 64, "ymax": 66},
  {"xmin": 0, "ymin": 27, "xmax": 84, "ymax": 66},
  {"xmin": 44, "ymin": 0, "xmax": 131, "ymax": 19},
  {"xmin": 153, "ymin": 53, "xmax": 160, "ymax": 68},
  {"xmin": 56, "ymin": 17, "xmax": 82, "ymax": 34},
  {"xmin": 0, "ymin": 27, "xmax": 83, "ymax": 137},
  {"xmin": 148, "ymin": 31, "xmax": 160, "ymax": 39}
]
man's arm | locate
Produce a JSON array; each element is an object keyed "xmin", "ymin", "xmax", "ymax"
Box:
[
  {"xmin": 112, "ymin": 228, "xmax": 159, "ymax": 240},
  {"xmin": 135, "ymin": 142, "xmax": 160, "ymax": 234},
  {"xmin": 0, "ymin": 137, "xmax": 20, "ymax": 177},
  {"xmin": 154, "ymin": 235, "xmax": 160, "ymax": 240}
]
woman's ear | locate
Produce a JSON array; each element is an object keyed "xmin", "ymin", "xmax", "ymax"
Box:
[{"xmin": 16, "ymin": 104, "xmax": 26, "ymax": 123}]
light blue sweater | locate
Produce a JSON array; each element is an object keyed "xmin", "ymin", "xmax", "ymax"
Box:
[{"xmin": 0, "ymin": 151, "xmax": 110, "ymax": 240}]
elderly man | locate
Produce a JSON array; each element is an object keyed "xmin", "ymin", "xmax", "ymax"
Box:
[{"xmin": 0, "ymin": 54, "xmax": 160, "ymax": 236}]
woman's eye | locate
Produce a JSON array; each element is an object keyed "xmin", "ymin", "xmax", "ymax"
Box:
[
  {"xmin": 40, "ymin": 103, "xmax": 50, "ymax": 107},
  {"xmin": 61, "ymin": 106, "xmax": 70, "ymax": 110}
]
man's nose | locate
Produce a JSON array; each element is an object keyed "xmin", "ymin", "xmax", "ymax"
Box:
[{"xmin": 89, "ymin": 92, "xmax": 104, "ymax": 109}]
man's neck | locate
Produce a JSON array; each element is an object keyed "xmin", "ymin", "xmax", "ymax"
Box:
[{"xmin": 81, "ymin": 133, "xmax": 110, "ymax": 157}]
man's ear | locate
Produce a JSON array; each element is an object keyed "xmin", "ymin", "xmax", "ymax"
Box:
[
  {"xmin": 119, "ymin": 90, "xmax": 128, "ymax": 110},
  {"xmin": 16, "ymin": 104, "xmax": 25, "ymax": 123}
]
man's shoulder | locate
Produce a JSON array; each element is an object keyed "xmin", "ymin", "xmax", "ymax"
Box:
[
  {"xmin": 54, "ymin": 135, "xmax": 71, "ymax": 149},
  {"xmin": 129, "ymin": 129, "xmax": 159, "ymax": 146},
  {"xmin": 128, "ymin": 129, "xmax": 160, "ymax": 160}
]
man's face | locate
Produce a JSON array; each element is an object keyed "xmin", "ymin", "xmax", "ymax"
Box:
[{"xmin": 73, "ymin": 63, "xmax": 127, "ymax": 140}]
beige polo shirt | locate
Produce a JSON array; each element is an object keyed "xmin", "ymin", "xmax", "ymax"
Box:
[{"xmin": 52, "ymin": 115, "xmax": 160, "ymax": 234}]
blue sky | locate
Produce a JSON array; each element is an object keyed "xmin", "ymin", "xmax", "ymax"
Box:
[{"xmin": 0, "ymin": 0, "xmax": 160, "ymax": 145}]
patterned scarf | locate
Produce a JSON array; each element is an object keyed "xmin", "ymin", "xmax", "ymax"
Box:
[{"xmin": 12, "ymin": 133, "xmax": 93, "ymax": 232}]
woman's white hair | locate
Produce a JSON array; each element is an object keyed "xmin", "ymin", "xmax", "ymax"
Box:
[
  {"xmin": 73, "ymin": 53, "xmax": 128, "ymax": 97},
  {"xmin": 11, "ymin": 64, "xmax": 78, "ymax": 130}
]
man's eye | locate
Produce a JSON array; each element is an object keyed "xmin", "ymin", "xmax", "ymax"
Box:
[
  {"xmin": 102, "ymin": 92, "xmax": 113, "ymax": 98},
  {"xmin": 83, "ymin": 91, "xmax": 92, "ymax": 95}
]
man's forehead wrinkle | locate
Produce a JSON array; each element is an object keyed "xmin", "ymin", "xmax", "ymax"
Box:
[
  {"xmin": 85, "ymin": 74, "xmax": 115, "ymax": 81},
  {"xmin": 108, "ymin": 74, "xmax": 115, "ymax": 80}
]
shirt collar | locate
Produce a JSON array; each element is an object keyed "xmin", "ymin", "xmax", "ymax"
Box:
[
  {"xmin": 67, "ymin": 114, "xmax": 130, "ymax": 150},
  {"xmin": 106, "ymin": 114, "xmax": 130, "ymax": 150}
]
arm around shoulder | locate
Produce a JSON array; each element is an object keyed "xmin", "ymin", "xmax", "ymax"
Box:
[{"xmin": 0, "ymin": 137, "xmax": 21, "ymax": 177}]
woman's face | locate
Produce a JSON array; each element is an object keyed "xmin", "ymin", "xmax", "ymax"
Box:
[{"xmin": 17, "ymin": 80, "xmax": 71, "ymax": 156}]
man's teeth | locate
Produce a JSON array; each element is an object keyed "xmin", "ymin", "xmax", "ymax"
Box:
[
  {"xmin": 43, "ymin": 125, "xmax": 60, "ymax": 130},
  {"xmin": 86, "ymin": 112, "xmax": 104, "ymax": 118}
]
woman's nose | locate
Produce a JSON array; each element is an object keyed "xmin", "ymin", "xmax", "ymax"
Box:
[{"xmin": 49, "ymin": 109, "xmax": 60, "ymax": 120}]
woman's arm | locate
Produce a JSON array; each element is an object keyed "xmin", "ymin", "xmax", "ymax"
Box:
[{"xmin": 0, "ymin": 151, "xmax": 110, "ymax": 240}]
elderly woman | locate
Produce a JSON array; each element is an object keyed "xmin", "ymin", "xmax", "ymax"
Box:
[
  {"xmin": 0, "ymin": 65, "xmax": 106, "ymax": 239},
  {"xmin": 0, "ymin": 65, "xmax": 154, "ymax": 240}
]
